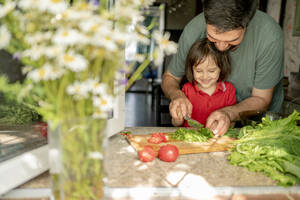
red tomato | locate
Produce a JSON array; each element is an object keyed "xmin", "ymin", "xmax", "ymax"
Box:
[
  {"xmin": 159, "ymin": 133, "xmax": 167, "ymax": 142},
  {"xmin": 138, "ymin": 146, "xmax": 156, "ymax": 162},
  {"xmin": 34, "ymin": 122, "xmax": 48, "ymax": 139},
  {"xmin": 158, "ymin": 144, "xmax": 179, "ymax": 162},
  {"xmin": 148, "ymin": 132, "xmax": 167, "ymax": 144}
]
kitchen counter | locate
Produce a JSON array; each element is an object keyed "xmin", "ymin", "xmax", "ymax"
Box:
[{"xmin": 1, "ymin": 127, "xmax": 300, "ymax": 200}]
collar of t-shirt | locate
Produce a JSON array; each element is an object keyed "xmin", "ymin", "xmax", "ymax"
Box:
[{"xmin": 193, "ymin": 80, "xmax": 226, "ymax": 95}]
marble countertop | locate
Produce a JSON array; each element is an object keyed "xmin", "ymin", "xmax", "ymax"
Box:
[{"xmin": 2, "ymin": 126, "xmax": 300, "ymax": 200}]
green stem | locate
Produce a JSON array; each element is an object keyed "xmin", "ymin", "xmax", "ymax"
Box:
[{"xmin": 126, "ymin": 58, "xmax": 151, "ymax": 91}]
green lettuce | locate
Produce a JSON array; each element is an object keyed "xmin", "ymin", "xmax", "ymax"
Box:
[{"xmin": 228, "ymin": 110, "xmax": 300, "ymax": 186}]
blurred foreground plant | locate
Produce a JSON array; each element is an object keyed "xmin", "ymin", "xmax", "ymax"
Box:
[{"xmin": 0, "ymin": 0, "xmax": 177, "ymax": 199}]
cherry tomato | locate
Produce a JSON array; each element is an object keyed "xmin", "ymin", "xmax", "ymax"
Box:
[
  {"xmin": 138, "ymin": 145, "xmax": 156, "ymax": 162},
  {"xmin": 148, "ymin": 132, "xmax": 167, "ymax": 144},
  {"xmin": 158, "ymin": 144, "xmax": 179, "ymax": 162}
]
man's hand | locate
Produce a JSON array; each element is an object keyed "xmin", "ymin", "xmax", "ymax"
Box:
[
  {"xmin": 169, "ymin": 96, "xmax": 193, "ymax": 121},
  {"xmin": 206, "ymin": 110, "xmax": 231, "ymax": 136}
]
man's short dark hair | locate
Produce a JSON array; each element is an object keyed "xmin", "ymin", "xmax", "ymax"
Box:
[
  {"xmin": 185, "ymin": 38, "xmax": 231, "ymax": 83},
  {"xmin": 203, "ymin": 0, "xmax": 257, "ymax": 32}
]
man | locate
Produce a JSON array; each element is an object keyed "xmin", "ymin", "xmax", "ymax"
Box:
[{"xmin": 162, "ymin": 0, "xmax": 284, "ymax": 135}]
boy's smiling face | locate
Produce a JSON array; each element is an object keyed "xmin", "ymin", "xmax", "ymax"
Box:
[{"xmin": 193, "ymin": 55, "xmax": 220, "ymax": 95}]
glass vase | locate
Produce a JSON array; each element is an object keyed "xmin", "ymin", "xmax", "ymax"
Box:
[{"xmin": 49, "ymin": 118, "xmax": 106, "ymax": 200}]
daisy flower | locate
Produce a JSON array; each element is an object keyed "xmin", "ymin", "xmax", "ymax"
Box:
[
  {"xmin": 53, "ymin": 29, "xmax": 84, "ymax": 46},
  {"xmin": 44, "ymin": 45, "xmax": 66, "ymax": 59},
  {"xmin": 92, "ymin": 94, "xmax": 114, "ymax": 112},
  {"xmin": 153, "ymin": 47, "xmax": 164, "ymax": 66},
  {"xmin": 60, "ymin": 52, "xmax": 88, "ymax": 72},
  {"xmin": 66, "ymin": 81, "xmax": 89, "ymax": 99},
  {"xmin": 92, "ymin": 107, "xmax": 108, "ymax": 119},
  {"xmin": 44, "ymin": 63, "xmax": 65, "ymax": 80},
  {"xmin": 0, "ymin": 1, "xmax": 16, "ymax": 18},
  {"xmin": 112, "ymin": 4, "xmax": 144, "ymax": 24},
  {"xmin": 24, "ymin": 32, "xmax": 52, "ymax": 45},
  {"xmin": 93, "ymin": 32, "xmax": 117, "ymax": 51},
  {"xmin": 22, "ymin": 45, "xmax": 45, "ymax": 61},
  {"xmin": 27, "ymin": 67, "xmax": 48, "ymax": 82},
  {"xmin": 86, "ymin": 79, "xmax": 109, "ymax": 96},
  {"xmin": 63, "ymin": 7, "xmax": 92, "ymax": 21},
  {"xmin": 0, "ymin": 25, "xmax": 11, "ymax": 49},
  {"xmin": 19, "ymin": 0, "xmax": 40, "ymax": 10},
  {"xmin": 153, "ymin": 30, "xmax": 177, "ymax": 55},
  {"xmin": 44, "ymin": 0, "xmax": 67, "ymax": 14}
]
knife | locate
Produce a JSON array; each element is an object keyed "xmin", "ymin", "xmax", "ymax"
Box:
[{"xmin": 184, "ymin": 116, "xmax": 203, "ymax": 128}]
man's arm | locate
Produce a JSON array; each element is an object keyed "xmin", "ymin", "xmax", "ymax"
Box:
[
  {"xmin": 161, "ymin": 70, "xmax": 193, "ymax": 121},
  {"xmin": 206, "ymin": 87, "xmax": 274, "ymax": 135}
]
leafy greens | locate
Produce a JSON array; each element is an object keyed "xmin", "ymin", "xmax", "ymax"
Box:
[
  {"xmin": 170, "ymin": 127, "xmax": 214, "ymax": 142},
  {"xmin": 228, "ymin": 110, "xmax": 300, "ymax": 186}
]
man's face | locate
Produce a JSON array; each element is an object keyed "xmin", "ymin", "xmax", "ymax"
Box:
[{"xmin": 206, "ymin": 24, "xmax": 246, "ymax": 52}]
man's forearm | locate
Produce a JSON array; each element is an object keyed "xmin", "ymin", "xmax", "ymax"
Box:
[
  {"xmin": 221, "ymin": 96, "xmax": 271, "ymax": 122},
  {"xmin": 161, "ymin": 72, "xmax": 184, "ymax": 100}
]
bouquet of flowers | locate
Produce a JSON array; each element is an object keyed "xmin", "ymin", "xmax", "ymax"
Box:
[{"xmin": 0, "ymin": 0, "xmax": 177, "ymax": 199}]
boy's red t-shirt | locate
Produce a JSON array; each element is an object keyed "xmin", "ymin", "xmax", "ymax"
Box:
[{"xmin": 182, "ymin": 81, "xmax": 236, "ymax": 127}]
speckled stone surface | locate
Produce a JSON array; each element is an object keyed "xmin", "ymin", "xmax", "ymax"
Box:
[
  {"xmin": 7, "ymin": 126, "xmax": 300, "ymax": 200},
  {"xmin": 105, "ymin": 127, "xmax": 276, "ymax": 188}
]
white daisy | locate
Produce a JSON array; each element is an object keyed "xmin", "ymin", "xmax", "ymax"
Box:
[
  {"xmin": 111, "ymin": 30, "xmax": 131, "ymax": 45},
  {"xmin": 66, "ymin": 81, "xmax": 89, "ymax": 99},
  {"xmin": 18, "ymin": 0, "xmax": 39, "ymax": 10},
  {"xmin": 86, "ymin": 79, "xmax": 109, "ymax": 95},
  {"xmin": 153, "ymin": 30, "xmax": 177, "ymax": 55},
  {"xmin": 44, "ymin": 0, "xmax": 68, "ymax": 14},
  {"xmin": 60, "ymin": 52, "xmax": 88, "ymax": 72},
  {"xmin": 44, "ymin": 45, "xmax": 65, "ymax": 58},
  {"xmin": 43, "ymin": 63, "xmax": 65, "ymax": 80},
  {"xmin": 112, "ymin": 3, "xmax": 144, "ymax": 23},
  {"xmin": 22, "ymin": 45, "xmax": 45, "ymax": 61},
  {"xmin": 63, "ymin": 7, "xmax": 93, "ymax": 21},
  {"xmin": 92, "ymin": 94, "xmax": 114, "ymax": 111},
  {"xmin": 92, "ymin": 107, "xmax": 108, "ymax": 119},
  {"xmin": 0, "ymin": 25, "xmax": 11, "ymax": 49},
  {"xmin": 24, "ymin": 32, "xmax": 52, "ymax": 45},
  {"xmin": 129, "ymin": 32, "xmax": 150, "ymax": 45},
  {"xmin": 27, "ymin": 68, "xmax": 48, "ymax": 82},
  {"xmin": 153, "ymin": 47, "xmax": 164, "ymax": 66},
  {"xmin": 53, "ymin": 29, "xmax": 84, "ymax": 46},
  {"xmin": 0, "ymin": 1, "xmax": 16, "ymax": 18},
  {"xmin": 93, "ymin": 33, "xmax": 117, "ymax": 51},
  {"xmin": 135, "ymin": 24, "xmax": 149, "ymax": 36},
  {"xmin": 79, "ymin": 17, "xmax": 112, "ymax": 34}
]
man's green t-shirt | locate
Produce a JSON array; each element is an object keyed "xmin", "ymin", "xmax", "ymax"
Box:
[{"xmin": 168, "ymin": 10, "xmax": 284, "ymax": 112}]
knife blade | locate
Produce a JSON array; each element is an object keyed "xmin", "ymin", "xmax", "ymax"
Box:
[{"xmin": 184, "ymin": 116, "xmax": 203, "ymax": 128}]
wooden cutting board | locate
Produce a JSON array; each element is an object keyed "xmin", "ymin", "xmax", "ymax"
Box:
[{"xmin": 124, "ymin": 133, "xmax": 236, "ymax": 155}]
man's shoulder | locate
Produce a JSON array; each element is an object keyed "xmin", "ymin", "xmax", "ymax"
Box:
[
  {"xmin": 250, "ymin": 10, "xmax": 283, "ymax": 39},
  {"xmin": 182, "ymin": 13, "xmax": 206, "ymax": 39}
]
